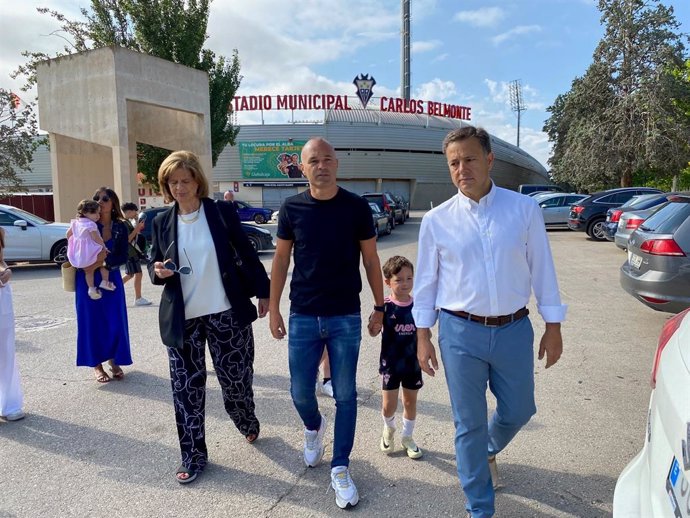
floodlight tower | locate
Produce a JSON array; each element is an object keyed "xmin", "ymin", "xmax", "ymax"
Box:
[
  {"xmin": 401, "ymin": 0, "xmax": 411, "ymax": 100},
  {"xmin": 509, "ymin": 79, "xmax": 526, "ymax": 147}
]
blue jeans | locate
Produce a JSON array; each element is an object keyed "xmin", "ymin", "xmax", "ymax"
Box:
[
  {"xmin": 438, "ymin": 311, "xmax": 536, "ymax": 518},
  {"xmin": 288, "ymin": 312, "xmax": 362, "ymax": 468}
]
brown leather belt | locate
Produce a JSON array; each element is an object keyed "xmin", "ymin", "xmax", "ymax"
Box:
[{"xmin": 442, "ymin": 307, "xmax": 529, "ymax": 327}]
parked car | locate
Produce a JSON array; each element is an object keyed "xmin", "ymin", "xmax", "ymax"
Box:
[
  {"xmin": 610, "ymin": 194, "xmax": 680, "ymax": 250},
  {"xmin": 140, "ymin": 206, "xmax": 275, "ymax": 253},
  {"xmin": 603, "ymin": 193, "xmax": 675, "ymax": 244},
  {"xmin": 620, "ymin": 194, "xmax": 690, "ymax": 313},
  {"xmin": 568, "ymin": 187, "xmax": 663, "ymax": 241},
  {"xmin": 0, "ymin": 204, "xmax": 69, "ymax": 264},
  {"xmin": 392, "ymin": 194, "xmax": 410, "ymax": 220},
  {"xmin": 536, "ymin": 193, "xmax": 589, "ymax": 228},
  {"xmin": 368, "ymin": 202, "xmax": 391, "ymax": 238},
  {"xmin": 233, "ymin": 200, "xmax": 274, "ymax": 224},
  {"xmin": 362, "ymin": 192, "xmax": 403, "ymax": 227},
  {"xmin": 612, "ymin": 307, "xmax": 690, "ymax": 517},
  {"xmin": 518, "ymin": 184, "xmax": 564, "ymax": 195}
]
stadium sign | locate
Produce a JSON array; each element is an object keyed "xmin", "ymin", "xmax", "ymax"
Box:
[{"xmin": 231, "ymin": 74, "xmax": 471, "ymax": 121}]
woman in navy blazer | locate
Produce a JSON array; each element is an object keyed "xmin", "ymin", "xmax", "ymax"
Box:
[{"xmin": 148, "ymin": 150, "xmax": 270, "ymax": 484}]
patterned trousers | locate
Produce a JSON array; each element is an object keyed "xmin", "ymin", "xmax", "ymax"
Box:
[{"xmin": 167, "ymin": 308, "xmax": 259, "ymax": 473}]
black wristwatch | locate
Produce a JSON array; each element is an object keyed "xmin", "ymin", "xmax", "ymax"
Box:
[{"xmin": 374, "ymin": 305, "xmax": 385, "ymax": 312}]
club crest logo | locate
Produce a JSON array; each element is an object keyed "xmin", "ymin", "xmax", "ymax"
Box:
[{"xmin": 353, "ymin": 74, "xmax": 376, "ymax": 109}]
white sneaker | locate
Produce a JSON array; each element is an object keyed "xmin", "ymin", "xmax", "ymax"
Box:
[
  {"xmin": 401, "ymin": 435, "xmax": 423, "ymax": 459},
  {"xmin": 303, "ymin": 415, "xmax": 326, "ymax": 467},
  {"xmin": 98, "ymin": 280, "xmax": 116, "ymax": 291},
  {"xmin": 88, "ymin": 287, "xmax": 102, "ymax": 300},
  {"xmin": 330, "ymin": 466, "xmax": 359, "ymax": 509},
  {"xmin": 4, "ymin": 410, "xmax": 25, "ymax": 421},
  {"xmin": 134, "ymin": 297, "xmax": 152, "ymax": 306},
  {"xmin": 380, "ymin": 425, "xmax": 395, "ymax": 454},
  {"xmin": 321, "ymin": 380, "xmax": 334, "ymax": 398},
  {"xmin": 488, "ymin": 455, "xmax": 500, "ymax": 490}
]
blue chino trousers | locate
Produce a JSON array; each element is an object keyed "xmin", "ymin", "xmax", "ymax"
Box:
[
  {"xmin": 288, "ymin": 313, "xmax": 362, "ymax": 468},
  {"xmin": 438, "ymin": 311, "xmax": 536, "ymax": 518}
]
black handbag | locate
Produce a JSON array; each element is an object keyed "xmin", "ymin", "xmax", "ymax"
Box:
[{"xmin": 216, "ymin": 201, "xmax": 257, "ymax": 298}]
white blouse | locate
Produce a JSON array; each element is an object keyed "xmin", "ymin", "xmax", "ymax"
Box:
[{"xmin": 176, "ymin": 204, "xmax": 231, "ymax": 320}]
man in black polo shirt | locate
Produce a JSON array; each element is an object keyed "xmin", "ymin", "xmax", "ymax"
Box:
[{"xmin": 269, "ymin": 137, "xmax": 385, "ymax": 510}]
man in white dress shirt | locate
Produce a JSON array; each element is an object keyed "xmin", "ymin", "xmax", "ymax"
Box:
[{"xmin": 413, "ymin": 126, "xmax": 566, "ymax": 518}]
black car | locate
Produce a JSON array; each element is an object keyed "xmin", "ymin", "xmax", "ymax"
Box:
[
  {"xmin": 362, "ymin": 192, "xmax": 403, "ymax": 227},
  {"xmin": 568, "ymin": 187, "xmax": 662, "ymax": 241},
  {"xmin": 140, "ymin": 206, "xmax": 275, "ymax": 253}
]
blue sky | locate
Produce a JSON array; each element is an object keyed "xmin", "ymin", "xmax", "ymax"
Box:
[{"xmin": 2, "ymin": 0, "xmax": 689, "ymax": 168}]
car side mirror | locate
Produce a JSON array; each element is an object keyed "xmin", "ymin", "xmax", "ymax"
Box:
[{"xmin": 13, "ymin": 220, "xmax": 28, "ymax": 230}]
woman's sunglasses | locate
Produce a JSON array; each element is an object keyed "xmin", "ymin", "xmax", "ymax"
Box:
[
  {"xmin": 93, "ymin": 194, "xmax": 110, "ymax": 203},
  {"xmin": 163, "ymin": 241, "xmax": 193, "ymax": 275}
]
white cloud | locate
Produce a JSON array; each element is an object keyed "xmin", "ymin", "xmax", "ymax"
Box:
[
  {"xmin": 414, "ymin": 78, "xmax": 457, "ymax": 101},
  {"xmin": 453, "ymin": 7, "xmax": 506, "ymax": 28},
  {"xmin": 432, "ymin": 53, "xmax": 449, "ymax": 63},
  {"xmin": 491, "ymin": 25, "xmax": 542, "ymax": 46},
  {"xmin": 412, "ymin": 40, "xmax": 442, "ymax": 54}
]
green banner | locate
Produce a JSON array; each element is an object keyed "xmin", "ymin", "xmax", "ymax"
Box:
[{"xmin": 240, "ymin": 141, "xmax": 307, "ymax": 179}]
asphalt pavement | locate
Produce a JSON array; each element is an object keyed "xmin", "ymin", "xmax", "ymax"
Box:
[{"xmin": 0, "ymin": 212, "xmax": 667, "ymax": 517}]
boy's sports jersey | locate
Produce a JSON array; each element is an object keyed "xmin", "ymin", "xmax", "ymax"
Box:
[{"xmin": 379, "ymin": 297, "xmax": 420, "ymax": 375}]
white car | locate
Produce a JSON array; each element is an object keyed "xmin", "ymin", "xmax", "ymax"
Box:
[
  {"xmin": 0, "ymin": 204, "xmax": 69, "ymax": 263},
  {"xmin": 613, "ymin": 308, "xmax": 690, "ymax": 517}
]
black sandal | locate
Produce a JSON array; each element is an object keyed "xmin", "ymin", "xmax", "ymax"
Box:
[{"xmin": 175, "ymin": 465, "xmax": 198, "ymax": 485}]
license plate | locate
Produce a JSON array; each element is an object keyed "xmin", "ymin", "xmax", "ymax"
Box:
[
  {"xmin": 629, "ymin": 252, "xmax": 643, "ymax": 269},
  {"xmin": 666, "ymin": 457, "xmax": 690, "ymax": 518}
]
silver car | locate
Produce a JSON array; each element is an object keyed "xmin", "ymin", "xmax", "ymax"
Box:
[
  {"xmin": 536, "ymin": 193, "xmax": 589, "ymax": 228},
  {"xmin": 0, "ymin": 204, "xmax": 69, "ymax": 263},
  {"xmin": 620, "ymin": 194, "xmax": 690, "ymax": 313}
]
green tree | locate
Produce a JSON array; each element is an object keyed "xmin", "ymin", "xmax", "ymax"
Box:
[
  {"xmin": 0, "ymin": 90, "xmax": 43, "ymax": 194},
  {"xmin": 13, "ymin": 0, "xmax": 241, "ymax": 187},
  {"xmin": 544, "ymin": 0, "xmax": 690, "ymax": 192}
]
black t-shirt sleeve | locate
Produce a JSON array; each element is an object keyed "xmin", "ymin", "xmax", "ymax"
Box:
[{"xmin": 277, "ymin": 201, "xmax": 294, "ymax": 240}]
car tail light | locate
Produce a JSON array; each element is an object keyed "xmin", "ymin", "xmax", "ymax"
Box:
[
  {"xmin": 641, "ymin": 295, "xmax": 669, "ymax": 304},
  {"xmin": 572, "ymin": 206, "xmax": 585, "ymax": 214},
  {"xmin": 640, "ymin": 238, "xmax": 686, "ymax": 256},
  {"xmin": 610, "ymin": 209, "xmax": 623, "ymax": 223},
  {"xmin": 651, "ymin": 309, "xmax": 690, "ymax": 387},
  {"xmin": 625, "ymin": 217, "xmax": 644, "ymax": 230}
]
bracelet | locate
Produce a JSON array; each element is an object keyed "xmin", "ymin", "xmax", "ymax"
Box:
[{"xmin": 374, "ymin": 305, "xmax": 385, "ymax": 312}]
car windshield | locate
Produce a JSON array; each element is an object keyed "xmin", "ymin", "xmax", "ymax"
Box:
[
  {"xmin": 6, "ymin": 206, "xmax": 48, "ymax": 225},
  {"xmin": 638, "ymin": 200, "xmax": 690, "ymax": 233}
]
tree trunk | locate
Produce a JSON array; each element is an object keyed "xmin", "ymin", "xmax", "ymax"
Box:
[{"xmin": 621, "ymin": 170, "xmax": 633, "ymax": 187}]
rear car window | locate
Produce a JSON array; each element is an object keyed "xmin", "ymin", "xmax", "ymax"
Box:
[{"xmin": 639, "ymin": 200, "xmax": 690, "ymax": 233}]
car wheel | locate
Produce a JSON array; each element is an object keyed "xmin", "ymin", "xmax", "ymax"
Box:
[
  {"xmin": 247, "ymin": 235, "xmax": 261, "ymax": 252},
  {"xmin": 51, "ymin": 239, "xmax": 68, "ymax": 264},
  {"xmin": 254, "ymin": 214, "xmax": 266, "ymax": 224},
  {"xmin": 385, "ymin": 221, "xmax": 392, "ymax": 235},
  {"xmin": 587, "ymin": 218, "xmax": 607, "ymax": 241}
]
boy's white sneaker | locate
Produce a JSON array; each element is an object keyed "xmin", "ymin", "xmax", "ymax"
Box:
[
  {"xmin": 134, "ymin": 297, "xmax": 152, "ymax": 306},
  {"xmin": 401, "ymin": 435, "xmax": 423, "ymax": 459},
  {"xmin": 88, "ymin": 287, "xmax": 102, "ymax": 300},
  {"xmin": 321, "ymin": 380, "xmax": 334, "ymax": 398},
  {"xmin": 380, "ymin": 425, "xmax": 395, "ymax": 454},
  {"xmin": 303, "ymin": 415, "xmax": 326, "ymax": 467},
  {"xmin": 330, "ymin": 466, "xmax": 359, "ymax": 509}
]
